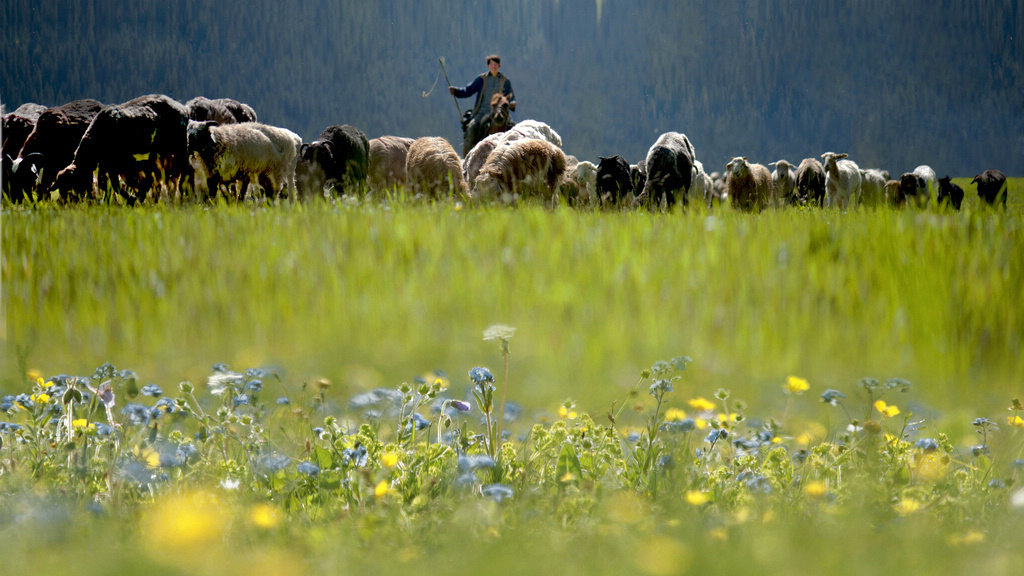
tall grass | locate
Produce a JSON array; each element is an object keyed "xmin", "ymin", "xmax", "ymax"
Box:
[{"xmin": 3, "ymin": 182, "xmax": 1021, "ymax": 417}]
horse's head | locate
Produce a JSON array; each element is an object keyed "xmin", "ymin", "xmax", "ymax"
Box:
[{"xmin": 487, "ymin": 93, "xmax": 513, "ymax": 135}]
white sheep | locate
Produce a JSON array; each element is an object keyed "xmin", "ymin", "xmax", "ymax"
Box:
[
  {"xmin": 187, "ymin": 121, "xmax": 301, "ymax": 201},
  {"xmin": 821, "ymin": 152, "xmax": 862, "ymax": 209},
  {"xmin": 859, "ymin": 168, "xmax": 888, "ymax": 207},
  {"xmin": 572, "ymin": 160, "xmax": 598, "ymax": 206},
  {"xmin": 462, "ymin": 132, "xmax": 505, "ymax": 191},
  {"xmin": 690, "ymin": 160, "xmax": 714, "ymax": 208},
  {"xmin": 913, "ymin": 165, "xmax": 937, "ymax": 204},
  {"xmin": 497, "ymin": 120, "xmax": 562, "ymax": 148},
  {"xmin": 768, "ymin": 160, "xmax": 797, "ymax": 207}
]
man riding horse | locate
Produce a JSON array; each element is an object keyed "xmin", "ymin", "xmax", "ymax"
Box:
[{"xmin": 450, "ymin": 54, "xmax": 517, "ymax": 156}]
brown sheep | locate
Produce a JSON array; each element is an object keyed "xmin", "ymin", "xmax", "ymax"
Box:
[
  {"xmin": 368, "ymin": 135, "xmax": 416, "ymax": 192},
  {"xmin": 405, "ymin": 136, "xmax": 467, "ymax": 199},
  {"xmin": 725, "ymin": 156, "xmax": 772, "ymax": 212},
  {"xmin": 883, "ymin": 179, "xmax": 904, "ymax": 207},
  {"xmin": 474, "ymin": 138, "xmax": 567, "ymax": 204}
]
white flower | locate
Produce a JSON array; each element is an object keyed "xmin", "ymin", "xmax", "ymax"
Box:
[
  {"xmin": 220, "ymin": 478, "xmax": 240, "ymax": 491},
  {"xmin": 483, "ymin": 324, "xmax": 516, "ymax": 341},
  {"xmin": 1011, "ymin": 488, "xmax": 1024, "ymax": 509}
]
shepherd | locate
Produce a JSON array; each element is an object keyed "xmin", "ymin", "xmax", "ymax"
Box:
[{"xmin": 450, "ymin": 54, "xmax": 517, "ymax": 156}]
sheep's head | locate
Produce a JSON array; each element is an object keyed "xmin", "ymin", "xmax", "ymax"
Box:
[{"xmin": 726, "ymin": 157, "xmax": 750, "ymax": 178}]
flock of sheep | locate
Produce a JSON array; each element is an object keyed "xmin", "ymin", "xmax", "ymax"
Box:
[{"xmin": 1, "ymin": 94, "xmax": 1011, "ymax": 210}]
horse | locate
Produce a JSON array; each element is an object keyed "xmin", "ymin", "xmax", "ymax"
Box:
[{"xmin": 482, "ymin": 92, "xmax": 513, "ymax": 136}]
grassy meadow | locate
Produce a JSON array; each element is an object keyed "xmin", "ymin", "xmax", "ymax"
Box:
[{"xmin": 1, "ymin": 178, "xmax": 1023, "ymax": 575}]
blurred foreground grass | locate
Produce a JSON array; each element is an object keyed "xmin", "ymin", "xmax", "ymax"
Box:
[{"xmin": 2, "ymin": 181, "xmax": 1022, "ymax": 417}]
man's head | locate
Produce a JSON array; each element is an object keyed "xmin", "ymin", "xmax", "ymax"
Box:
[{"xmin": 486, "ymin": 55, "xmax": 501, "ymax": 75}]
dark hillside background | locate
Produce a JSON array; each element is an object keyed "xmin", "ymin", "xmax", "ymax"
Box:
[{"xmin": 2, "ymin": 0, "xmax": 1022, "ymax": 176}]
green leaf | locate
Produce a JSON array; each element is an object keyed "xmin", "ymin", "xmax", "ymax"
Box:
[
  {"xmin": 315, "ymin": 446, "xmax": 333, "ymax": 470},
  {"xmin": 125, "ymin": 376, "xmax": 139, "ymax": 399},
  {"xmin": 556, "ymin": 443, "xmax": 583, "ymax": 486}
]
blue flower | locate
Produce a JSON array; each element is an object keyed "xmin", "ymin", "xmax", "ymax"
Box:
[
  {"xmin": 481, "ymin": 483, "xmax": 514, "ymax": 503},
  {"xmin": 258, "ymin": 452, "xmax": 291, "ymax": 473},
  {"xmin": 244, "ymin": 379, "xmax": 263, "ymax": 393},
  {"xmin": 659, "ymin": 418, "xmax": 696, "ymax": 433},
  {"xmin": 988, "ymin": 478, "xmax": 1006, "ymax": 489},
  {"xmin": 705, "ymin": 428, "xmax": 729, "ymax": 444},
  {"xmin": 468, "ymin": 367, "xmax": 495, "ymax": 386},
  {"xmin": 971, "ymin": 444, "xmax": 990, "ymax": 457},
  {"xmin": 343, "ymin": 444, "xmax": 368, "ymax": 467},
  {"xmin": 275, "ymin": 396, "xmax": 291, "ymax": 405},
  {"xmin": 211, "ymin": 363, "xmax": 230, "ymax": 373},
  {"xmin": 94, "ymin": 422, "xmax": 113, "ymax": 436},
  {"xmin": 649, "ymin": 379, "xmax": 674, "ymax": 401},
  {"xmin": 296, "ymin": 461, "xmax": 320, "ymax": 476},
  {"xmin": 121, "ymin": 403, "xmax": 155, "ymax": 426},
  {"xmin": 914, "ymin": 438, "xmax": 939, "ymax": 451},
  {"xmin": 657, "ymin": 453, "xmax": 675, "ymax": 470},
  {"xmin": 972, "ymin": 417, "xmax": 997, "ymax": 429},
  {"xmin": 820, "ymin": 389, "xmax": 847, "ymax": 406},
  {"xmin": 155, "ymin": 397, "xmax": 178, "ymax": 414},
  {"xmin": 233, "ymin": 394, "xmax": 251, "ymax": 406},
  {"xmin": 347, "ymin": 388, "xmax": 403, "ymax": 411},
  {"xmin": 140, "ymin": 384, "xmax": 163, "ymax": 398},
  {"xmin": 737, "ymin": 471, "xmax": 773, "ymax": 493},
  {"xmin": 458, "ymin": 455, "xmax": 496, "ymax": 472}
]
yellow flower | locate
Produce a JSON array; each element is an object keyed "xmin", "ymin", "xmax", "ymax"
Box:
[
  {"xmin": 557, "ymin": 405, "xmax": 578, "ymax": 419},
  {"xmin": 664, "ymin": 408, "xmax": 687, "ymax": 421},
  {"xmin": 874, "ymin": 400, "xmax": 900, "ymax": 418},
  {"xmin": 250, "ymin": 503, "xmax": 280, "ymax": 529},
  {"xmin": 895, "ymin": 498, "xmax": 921, "ymax": 516},
  {"xmin": 695, "ymin": 418, "xmax": 709, "ymax": 430},
  {"xmin": 28, "ymin": 369, "xmax": 43, "ymax": 382},
  {"xmin": 685, "ymin": 491, "xmax": 709, "ymax": 506},
  {"xmin": 950, "ymin": 530, "xmax": 985, "ymax": 546},
  {"xmin": 31, "ymin": 393, "xmax": 50, "ymax": 404},
  {"xmin": 805, "ymin": 481, "xmax": 827, "ymax": 497},
  {"xmin": 1007, "ymin": 415, "xmax": 1024, "ymax": 428},
  {"xmin": 374, "ymin": 480, "xmax": 390, "ymax": 498},
  {"xmin": 143, "ymin": 491, "xmax": 227, "ymax": 554},
  {"xmin": 381, "ymin": 452, "xmax": 399, "ymax": 468},
  {"xmin": 783, "ymin": 375, "xmax": 810, "ymax": 395},
  {"xmin": 72, "ymin": 419, "xmax": 95, "ymax": 431},
  {"xmin": 37, "ymin": 377, "xmax": 54, "ymax": 388},
  {"xmin": 135, "ymin": 445, "xmax": 161, "ymax": 468},
  {"xmin": 688, "ymin": 397, "xmax": 715, "ymax": 412}
]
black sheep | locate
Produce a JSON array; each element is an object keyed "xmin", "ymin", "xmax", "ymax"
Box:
[
  {"xmin": 794, "ymin": 158, "xmax": 826, "ymax": 207},
  {"xmin": 299, "ymin": 124, "xmax": 370, "ymax": 195},
  {"xmin": 596, "ymin": 155, "xmax": 633, "ymax": 207},
  {"xmin": 52, "ymin": 94, "xmax": 189, "ymax": 203},
  {"xmin": 2, "ymin": 103, "xmax": 47, "ymax": 202},
  {"xmin": 937, "ymin": 176, "xmax": 964, "ymax": 210},
  {"xmin": 9, "ymin": 99, "xmax": 105, "ymax": 201},
  {"xmin": 971, "ymin": 169, "xmax": 1007, "ymax": 208},
  {"xmin": 639, "ymin": 131, "xmax": 695, "ymax": 209}
]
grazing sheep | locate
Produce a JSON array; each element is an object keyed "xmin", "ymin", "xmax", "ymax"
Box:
[
  {"xmin": 821, "ymin": 152, "xmax": 862, "ymax": 209},
  {"xmin": 298, "ymin": 124, "xmax": 370, "ymax": 195},
  {"xmin": 883, "ymin": 179, "xmax": 904, "ymax": 207},
  {"xmin": 859, "ymin": 168, "xmax": 888, "ymax": 207},
  {"xmin": 462, "ymin": 132, "xmax": 506, "ymax": 191},
  {"xmin": 51, "ymin": 94, "xmax": 190, "ymax": 203},
  {"xmin": 475, "ymin": 138, "xmax": 567, "ymax": 204},
  {"xmin": 913, "ymin": 165, "xmax": 937, "ymax": 204},
  {"xmin": 769, "ymin": 160, "xmax": 797, "ymax": 206},
  {"xmin": 186, "ymin": 96, "xmax": 239, "ymax": 125},
  {"xmin": 367, "ymin": 136, "xmax": 416, "ymax": 192},
  {"xmin": 10, "ymin": 99, "xmax": 105, "ymax": 201},
  {"xmin": 639, "ymin": 131, "xmax": 695, "ymax": 209},
  {"xmin": 725, "ymin": 157, "xmax": 772, "ymax": 212},
  {"xmin": 497, "ymin": 120, "xmax": 562, "ymax": 148},
  {"xmin": 187, "ymin": 121, "xmax": 302, "ymax": 201},
  {"xmin": 572, "ymin": 160, "xmax": 598, "ymax": 206},
  {"xmin": 937, "ymin": 176, "xmax": 964, "ymax": 210},
  {"xmin": 405, "ymin": 136, "xmax": 467, "ymax": 199},
  {"xmin": 596, "ymin": 155, "xmax": 633, "ymax": 207},
  {"xmin": 971, "ymin": 169, "xmax": 1007, "ymax": 207},
  {"xmin": 213, "ymin": 98, "xmax": 258, "ymax": 123},
  {"xmin": 690, "ymin": 160, "xmax": 713, "ymax": 208},
  {"xmin": 3, "ymin": 102, "xmax": 47, "ymax": 201},
  {"xmin": 899, "ymin": 172, "xmax": 929, "ymax": 208},
  {"xmin": 794, "ymin": 157, "xmax": 826, "ymax": 206}
]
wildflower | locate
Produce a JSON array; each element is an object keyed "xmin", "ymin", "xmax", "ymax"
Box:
[
  {"xmin": 37, "ymin": 377, "xmax": 54, "ymax": 388},
  {"xmin": 481, "ymin": 483, "xmax": 514, "ymax": 503},
  {"xmin": 705, "ymin": 428, "xmax": 729, "ymax": 444},
  {"xmin": 219, "ymin": 478, "xmax": 240, "ymax": 491},
  {"xmin": 689, "ymin": 397, "xmax": 715, "ymax": 412},
  {"xmin": 820, "ymin": 389, "xmax": 847, "ymax": 406},
  {"xmin": 468, "ymin": 366, "xmax": 495, "ymax": 388},
  {"xmin": 557, "ymin": 405, "xmax": 578, "ymax": 419},
  {"xmin": 649, "ymin": 379, "xmax": 674, "ymax": 400},
  {"xmin": 404, "ymin": 412, "xmax": 431, "ymax": 433},
  {"xmin": 914, "ymin": 438, "xmax": 939, "ymax": 451},
  {"xmin": 805, "ymin": 481, "xmax": 828, "ymax": 497},
  {"xmin": 250, "ymin": 503, "xmax": 280, "ymax": 529},
  {"xmin": 343, "ymin": 444, "xmax": 369, "ymax": 467},
  {"xmin": 971, "ymin": 444, "xmax": 990, "ymax": 457},
  {"xmin": 482, "ymin": 324, "xmax": 516, "ymax": 342},
  {"xmin": 30, "ymin": 393, "xmax": 50, "ymax": 405},
  {"xmin": 665, "ymin": 408, "xmax": 687, "ymax": 421},
  {"xmin": 1007, "ymin": 415, "xmax": 1024, "ymax": 428},
  {"xmin": 374, "ymin": 480, "xmax": 391, "ymax": 498},
  {"xmin": 258, "ymin": 452, "xmax": 292, "ymax": 473},
  {"xmin": 988, "ymin": 478, "xmax": 1006, "ymax": 489},
  {"xmin": 949, "ymin": 531, "xmax": 986, "ymax": 546},
  {"xmin": 972, "ymin": 417, "xmax": 997, "ymax": 430},
  {"xmin": 143, "ymin": 491, "xmax": 228, "ymax": 554},
  {"xmin": 874, "ymin": 400, "xmax": 900, "ymax": 418},
  {"xmin": 685, "ymin": 491, "xmax": 709, "ymax": 506},
  {"xmin": 134, "ymin": 445, "xmax": 161, "ymax": 469},
  {"xmin": 659, "ymin": 418, "xmax": 696, "ymax": 434},
  {"xmin": 140, "ymin": 383, "xmax": 163, "ymax": 397},
  {"xmin": 915, "ymin": 453, "xmax": 945, "ymax": 483},
  {"xmin": 458, "ymin": 454, "xmax": 496, "ymax": 472},
  {"xmin": 783, "ymin": 375, "xmax": 810, "ymax": 395},
  {"xmin": 895, "ymin": 498, "xmax": 922, "ymax": 516},
  {"xmin": 275, "ymin": 396, "xmax": 291, "ymax": 405},
  {"xmin": 296, "ymin": 461, "xmax": 320, "ymax": 476},
  {"xmin": 450, "ymin": 399, "xmax": 471, "ymax": 412},
  {"xmin": 381, "ymin": 452, "xmax": 400, "ymax": 468}
]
